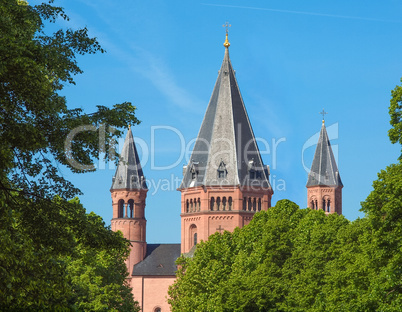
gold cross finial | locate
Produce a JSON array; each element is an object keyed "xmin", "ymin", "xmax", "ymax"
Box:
[
  {"xmin": 223, "ymin": 22, "xmax": 231, "ymax": 34},
  {"xmin": 320, "ymin": 109, "xmax": 328, "ymax": 123},
  {"xmin": 223, "ymin": 22, "xmax": 231, "ymax": 48}
]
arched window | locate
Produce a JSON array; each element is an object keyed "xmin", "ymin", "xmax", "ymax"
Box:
[
  {"xmin": 258, "ymin": 198, "xmax": 261, "ymax": 211},
  {"xmin": 222, "ymin": 197, "xmax": 227, "ymax": 211},
  {"xmin": 311, "ymin": 200, "xmax": 315, "ymax": 210},
  {"xmin": 190, "ymin": 199, "xmax": 193, "ymax": 212},
  {"xmin": 253, "ymin": 198, "xmax": 257, "ymax": 211},
  {"xmin": 243, "ymin": 197, "xmax": 247, "ymax": 211},
  {"xmin": 210, "ymin": 197, "xmax": 215, "ymax": 211},
  {"xmin": 248, "ymin": 197, "xmax": 252, "ymax": 211},
  {"xmin": 128, "ymin": 199, "xmax": 134, "ymax": 218},
  {"xmin": 118, "ymin": 199, "xmax": 124, "ymax": 218},
  {"xmin": 189, "ymin": 224, "xmax": 197, "ymax": 249},
  {"xmin": 327, "ymin": 199, "xmax": 331, "ymax": 212},
  {"xmin": 228, "ymin": 197, "xmax": 233, "ymax": 211},
  {"xmin": 216, "ymin": 197, "xmax": 221, "ymax": 211},
  {"xmin": 154, "ymin": 307, "xmax": 161, "ymax": 312},
  {"xmin": 186, "ymin": 199, "xmax": 189, "ymax": 213},
  {"xmin": 322, "ymin": 198, "xmax": 326, "ymax": 211},
  {"xmin": 197, "ymin": 198, "xmax": 201, "ymax": 211}
]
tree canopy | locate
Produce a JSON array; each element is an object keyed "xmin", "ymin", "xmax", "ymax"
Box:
[
  {"xmin": 389, "ymin": 78, "xmax": 402, "ymax": 159},
  {"xmin": 0, "ymin": 0, "xmax": 139, "ymax": 310},
  {"xmin": 169, "ymin": 201, "xmax": 366, "ymax": 311},
  {"xmin": 169, "ymin": 197, "xmax": 402, "ymax": 311}
]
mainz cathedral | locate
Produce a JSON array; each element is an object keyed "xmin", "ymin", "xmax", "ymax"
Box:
[{"xmin": 109, "ymin": 31, "xmax": 343, "ymax": 311}]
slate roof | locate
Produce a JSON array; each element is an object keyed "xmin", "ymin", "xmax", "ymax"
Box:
[
  {"xmin": 306, "ymin": 122, "xmax": 343, "ymax": 187},
  {"xmin": 132, "ymin": 244, "xmax": 181, "ymax": 276},
  {"xmin": 110, "ymin": 128, "xmax": 147, "ymax": 190},
  {"xmin": 179, "ymin": 46, "xmax": 272, "ymax": 190}
]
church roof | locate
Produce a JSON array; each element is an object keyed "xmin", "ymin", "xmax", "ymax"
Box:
[
  {"xmin": 179, "ymin": 43, "xmax": 271, "ymax": 190},
  {"xmin": 306, "ymin": 121, "xmax": 343, "ymax": 187},
  {"xmin": 110, "ymin": 127, "xmax": 147, "ymax": 190},
  {"xmin": 132, "ymin": 244, "xmax": 181, "ymax": 276}
]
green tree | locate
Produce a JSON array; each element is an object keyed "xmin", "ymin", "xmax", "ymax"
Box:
[
  {"xmin": 360, "ymin": 162, "xmax": 402, "ymax": 311},
  {"xmin": 389, "ymin": 79, "xmax": 402, "ymax": 159},
  {"xmin": 0, "ymin": 197, "xmax": 140, "ymax": 311},
  {"xmin": 169, "ymin": 200, "xmax": 355, "ymax": 312},
  {"xmin": 0, "ymin": 0, "xmax": 139, "ymax": 310},
  {"xmin": 356, "ymin": 75, "xmax": 402, "ymax": 310},
  {"xmin": 64, "ymin": 203, "xmax": 137, "ymax": 312}
]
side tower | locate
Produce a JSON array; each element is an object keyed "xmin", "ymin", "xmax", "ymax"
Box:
[
  {"xmin": 306, "ymin": 119, "xmax": 343, "ymax": 214},
  {"xmin": 110, "ymin": 126, "xmax": 148, "ymax": 274},
  {"xmin": 178, "ymin": 33, "xmax": 273, "ymax": 254}
]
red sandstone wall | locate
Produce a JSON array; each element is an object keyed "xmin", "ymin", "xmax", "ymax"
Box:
[{"xmin": 131, "ymin": 276, "xmax": 176, "ymax": 312}]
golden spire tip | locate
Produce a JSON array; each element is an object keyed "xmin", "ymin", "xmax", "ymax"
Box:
[
  {"xmin": 224, "ymin": 33, "xmax": 230, "ymax": 48},
  {"xmin": 223, "ymin": 22, "xmax": 231, "ymax": 48}
]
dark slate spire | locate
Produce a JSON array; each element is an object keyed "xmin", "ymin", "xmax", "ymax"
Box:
[
  {"xmin": 307, "ymin": 121, "xmax": 343, "ymax": 187},
  {"xmin": 180, "ymin": 43, "xmax": 271, "ymax": 190},
  {"xmin": 111, "ymin": 127, "xmax": 147, "ymax": 190}
]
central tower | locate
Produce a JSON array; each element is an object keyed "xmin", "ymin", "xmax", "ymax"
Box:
[{"xmin": 178, "ymin": 33, "xmax": 273, "ymax": 254}]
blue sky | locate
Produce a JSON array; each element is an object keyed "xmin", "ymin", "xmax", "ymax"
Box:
[{"xmin": 41, "ymin": 0, "xmax": 402, "ymax": 243}]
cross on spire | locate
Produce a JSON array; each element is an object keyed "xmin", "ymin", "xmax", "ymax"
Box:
[
  {"xmin": 216, "ymin": 225, "xmax": 224, "ymax": 233},
  {"xmin": 223, "ymin": 22, "xmax": 231, "ymax": 34},
  {"xmin": 320, "ymin": 109, "xmax": 328, "ymax": 122}
]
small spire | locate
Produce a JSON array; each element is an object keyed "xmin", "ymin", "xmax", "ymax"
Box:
[
  {"xmin": 128, "ymin": 124, "xmax": 131, "ymax": 130},
  {"xmin": 223, "ymin": 22, "xmax": 231, "ymax": 48}
]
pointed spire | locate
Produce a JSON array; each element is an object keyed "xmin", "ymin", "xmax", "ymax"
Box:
[
  {"xmin": 307, "ymin": 122, "xmax": 342, "ymax": 187},
  {"xmin": 180, "ymin": 41, "xmax": 271, "ymax": 190},
  {"xmin": 111, "ymin": 128, "xmax": 147, "ymax": 190}
]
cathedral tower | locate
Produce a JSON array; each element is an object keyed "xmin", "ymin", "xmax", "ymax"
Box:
[
  {"xmin": 306, "ymin": 119, "xmax": 343, "ymax": 214},
  {"xmin": 178, "ymin": 33, "xmax": 273, "ymax": 254},
  {"xmin": 110, "ymin": 127, "xmax": 148, "ymax": 273}
]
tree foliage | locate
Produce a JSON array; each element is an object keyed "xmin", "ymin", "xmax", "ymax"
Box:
[
  {"xmin": 169, "ymin": 197, "xmax": 402, "ymax": 311},
  {"xmin": 360, "ymin": 162, "xmax": 402, "ymax": 311},
  {"xmin": 389, "ymin": 78, "xmax": 402, "ymax": 159},
  {"xmin": 0, "ymin": 197, "xmax": 139, "ymax": 311},
  {"xmin": 0, "ymin": 0, "xmax": 139, "ymax": 310}
]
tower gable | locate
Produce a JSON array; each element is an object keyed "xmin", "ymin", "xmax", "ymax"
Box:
[
  {"xmin": 179, "ymin": 47, "xmax": 271, "ymax": 190},
  {"xmin": 307, "ymin": 121, "xmax": 342, "ymax": 187},
  {"xmin": 111, "ymin": 127, "xmax": 147, "ymax": 191}
]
